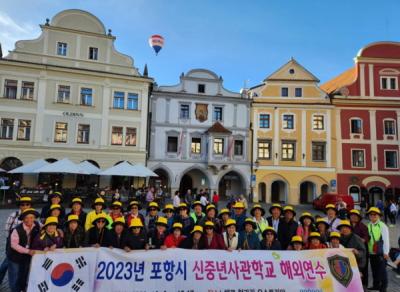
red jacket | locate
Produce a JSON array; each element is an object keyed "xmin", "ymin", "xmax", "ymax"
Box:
[
  {"xmin": 164, "ymin": 234, "xmax": 186, "ymax": 248},
  {"xmin": 202, "ymin": 233, "xmax": 225, "ymax": 250},
  {"xmin": 306, "ymin": 242, "xmax": 327, "ymax": 250}
]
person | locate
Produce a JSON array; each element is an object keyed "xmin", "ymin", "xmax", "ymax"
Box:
[
  {"xmin": 289, "ymin": 235, "xmax": 304, "ymax": 251},
  {"xmin": 109, "ymin": 217, "xmax": 128, "ymax": 249},
  {"xmin": 212, "ymin": 191, "xmax": 220, "ymax": 209},
  {"xmin": 112, "ymin": 188, "xmax": 121, "ymax": 202},
  {"xmin": 145, "ymin": 201, "xmax": 160, "ymax": 234},
  {"xmin": 32, "ymin": 216, "xmax": 63, "ymax": 250},
  {"xmin": 190, "ymin": 201, "xmax": 205, "ymax": 224},
  {"xmin": 124, "ymin": 218, "xmax": 148, "ymax": 251},
  {"xmin": 324, "ymin": 204, "xmax": 340, "ymax": 232},
  {"xmin": 7, "ymin": 208, "xmax": 40, "ymax": 292},
  {"xmin": 200, "ymin": 192, "xmax": 209, "ymax": 208},
  {"xmin": 315, "ymin": 218, "xmax": 330, "ymax": 244},
  {"xmin": 337, "ymin": 220, "xmax": 366, "ymax": 272},
  {"xmin": 327, "ymin": 232, "xmax": 343, "ymax": 248},
  {"xmin": 260, "ymin": 226, "xmax": 281, "ymax": 250},
  {"xmin": 40, "ymin": 192, "xmax": 66, "ymax": 220},
  {"xmin": 67, "ymin": 197, "xmax": 87, "ymax": 227},
  {"xmin": 176, "ymin": 203, "xmax": 195, "ymax": 236},
  {"xmin": 250, "ymin": 204, "xmax": 268, "ymax": 241},
  {"xmin": 222, "ymin": 219, "xmax": 239, "ymax": 251},
  {"xmin": 306, "ymin": 232, "xmax": 327, "ymax": 250},
  {"xmin": 109, "ymin": 201, "xmax": 124, "ymax": 222},
  {"xmin": 280, "ymin": 206, "xmax": 298, "ymax": 250},
  {"xmin": 218, "ymin": 208, "xmax": 231, "ymax": 232},
  {"xmin": 173, "ymin": 191, "xmax": 181, "ymax": 208},
  {"xmin": 198, "ymin": 204, "xmax": 221, "ymax": 233},
  {"xmin": 47, "ymin": 204, "xmax": 65, "ymax": 228},
  {"xmin": 336, "ymin": 197, "xmax": 348, "ymax": 219},
  {"xmin": 146, "ymin": 186, "xmax": 155, "ymax": 205},
  {"xmin": 388, "ymin": 199, "xmax": 397, "ymax": 227},
  {"xmin": 87, "ymin": 213, "xmax": 112, "ymax": 247},
  {"xmin": 162, "ymin": 204, "xmax": 176, "ymax": 232},
  {"xmin": 125, "ymin": 201, "xmax": 145, "ymax": 227},
  {"xmin": 296, "ymin": 212, "xmax": 316, "ymax": 244},
  {"xmin": 366, "ymin": 207, "xmax": 390, "ymax": 292},
  {"xmin": 148, "ymin": 217, "xmax": 168, "ymax": 249},
  {"xmin": 231, "ymin": 202, "xmax": 246, "ymax": 232},
  {"xmin": 179, "ymin": 225, "xmax": 205, "ymax": 249},
  {"xmin": 185, "ymin": 189, "xmax": 193, "ymax": 206},
  {"xmin": 163, "ymin": 223, "xmax": 186, "ymax": 248},
  {"xmin": 63, "ymin": 214, "xmax": 86, "ymax": 248},
  {"xmin": 84, "ymin": 198, "xmax": 112, "ymax": 231},
  {"xmin": 239, "ymin": 218, "xmax": 260, "ymax": 250},
  {"xmin": 266, "ymin": 203, "xmax": 284, "ymax": 244},
  {"xmin": 202, "ymin": 221, "xmax": 225, "ymax": 249},
  {"xmin": 238, "ymin": 194, "xmax": 248, "ymax": 210}
]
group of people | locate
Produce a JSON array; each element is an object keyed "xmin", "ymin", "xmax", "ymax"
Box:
[{"xmin": 0, "ymin": 191, "xmax": 394, "ymax": 292}]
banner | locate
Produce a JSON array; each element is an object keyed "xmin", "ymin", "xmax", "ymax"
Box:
[{"xmin": 28, "ymin": 248, "xmax": 362, "ymax": 292}]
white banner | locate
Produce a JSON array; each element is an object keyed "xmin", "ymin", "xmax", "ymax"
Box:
[{"xmin": 28, "ymin": 247, "xmax": 363, "ymax": 292}]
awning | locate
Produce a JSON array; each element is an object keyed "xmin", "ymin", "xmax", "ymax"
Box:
[
  {"xmin": 99, "ymin": 161, "xmax": 158, "ymax": 177},
  {"xmin": 78, "ymin": 161, "xmax": 101, "ymax": 175},
  {"xmin": 33, "ymin": 158, "xmax": 89, "ymax": 175},
  {"xmin": 8, "ymin": 159, "xmax": 50, "ymax": 174}
]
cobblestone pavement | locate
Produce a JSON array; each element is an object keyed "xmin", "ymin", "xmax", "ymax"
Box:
[{"xmin": 0, "ymin": 203, "xmax": 398, "ymax": 291}]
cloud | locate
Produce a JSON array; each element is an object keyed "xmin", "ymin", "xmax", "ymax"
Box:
[{"xmin": 0, "ymin": 11, "xmax": 38, "ymax": 56}]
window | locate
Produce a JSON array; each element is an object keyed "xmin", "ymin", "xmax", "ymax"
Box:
[
  {"xmin": 127, "ymin": 93, "xmax": 138, "ymax": 110},
  {"xmin": 21, "ymin": 82, "xmax": 34, "ymax": 100},
  {"xmin": 180, "ymin": 104, "xmax": 190, "ymax": 119},
  {"xmin": 111, "ymin": 127, "xmax": 123, "ymax": 145},
  {"xmin": 281, "ymin": 141, "xmax": 296, "ymax": 161},
  {"xmin": 198, "ymin": 84, "xmax": 205, "ymax": 93},
  {"xmin": 191, "ymin": 137, "xmax": 201, "ymax": 154},
  {"xmin": 113, "ymin": 91, "xmax": 124, "ymax": 109},
  {"xmin": 259, "ymin": 114, "xmax": 270, "ymax": 128},
  {"xmin": 385, "ymin": 151, "xmax": 398, "ymax": 168},
  {"xmin": 77, "ymin": 124, "xmax": 90, "ymax": 144},
  {"xmin": 381, "ymin": 77, "xmax": 397, "ymax": 90},
  {"xmin": 283, "ymin": 114, "xmax": 294, "ymax": 129},
  {"xmin": 57, "ymin": 42, "xmax": 67, "ymax": 56},
  {"xmin": 80, "ymin": 88, "xmax": 93, "ymax": 106},
  {"xmin": 0, "ymin": 119, "xmax": 14, "ymax": 139},
  {"xmin": 89, "ymin": 47, "xmax": 98, "ymax": 60},
  {"xmin": 125, "ymin": 128, "xmax": 137, "ymax": 146},
  {"xmin": 312, "ymin": 142, "xmax": 326, "ymax": 161},
  {"xmin": 213, "ymin": 107, "xmax": 223, "ymax": 121},
  {"xmin": 384, "ymin": 120, "xmax": 396, "ymax": 135},
  {"xmin": 234, "ymin": 140, "xmax": 243, "ymax": 156},
  {"xmin": 54, "ymin": 122, "xmax": 68, "ymax": 143},
  {"xmin": 352, "ymin": 150, "xmax": 365, "ymax": 168},
  {"xmin": 57, "ymin": 85, "xmax": 70, "ymax": 103},
  {"xmin": 4, "ymin": 80, "xmax": 17, "ymax": 99},
  {"xmin": 167, "ymin": 136, "xmax": 178, "ymax": 153},
  {"xmin": 295, "ymin": 88, "xmax": 302, "ymax": 97},
  {"xmin": 213, "ymin": 138, "xmax": 224, "ymax": 154},
  {"xmin": 258, "ymin": 140, "xmax": 271, "ymax": 159},
  {"xmin": 350, "ymin": 119, "xmax": 362, "ymax": 134},
  {"xmin": 313, "ymin": 115, "xmax": 324, "ymax": 130},
  {"xmin": 17, "ymin": 120, "xmax": 31, "ymax": 141},
  {"xmin": 281, "ymin": 87, "xmax": 288, "ymax": 97}
]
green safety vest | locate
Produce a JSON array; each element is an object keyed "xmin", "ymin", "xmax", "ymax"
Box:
[{"xmin": 367, "ymin": 221, "xmax": 382, "ymax": 254}]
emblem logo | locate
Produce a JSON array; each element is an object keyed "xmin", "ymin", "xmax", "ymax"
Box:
[
  {"xmin": 327, "ymin": 255, "xmax": 353, "ymax": 287},
  {"xmin": 195, "ymin": 103, "xmax": 208, "ymax": 122}
]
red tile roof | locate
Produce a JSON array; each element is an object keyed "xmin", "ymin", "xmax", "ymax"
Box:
[
  {"xmin": 320, "ymin": 67, "xmax": 356, "ymax": 94},
  {"xmin": 206, "ymin": 122, "xmax": 232, "ymax": 134}
]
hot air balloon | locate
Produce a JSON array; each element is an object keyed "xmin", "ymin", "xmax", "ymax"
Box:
[{"xmin": 148, "ymin": 34, "xmax": 164, "ymax": 55}]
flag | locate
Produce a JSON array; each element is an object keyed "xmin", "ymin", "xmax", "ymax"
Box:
[{"xmin": 177, "ymin": 130, "xmax": 184, "ymax": 158}]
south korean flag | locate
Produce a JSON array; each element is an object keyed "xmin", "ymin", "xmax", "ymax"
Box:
[{"xmin": 27, "ymin": 249, "xmax": 97, "ymax": 292}]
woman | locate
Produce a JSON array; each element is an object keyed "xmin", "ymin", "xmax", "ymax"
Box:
[
  {"xmin": 306, "ymin": 232, "xmax": 327, "ymax": 250},
  {"xmin": 315, "ymin": 218, "xmax": 330, "ymax": 244},
  {"xmin": 163, "ymin": 223, "xmax": 186, "ymax": 248},
  {"xmin": 222, "ymin": 219, "xmax": 239, "ymax": 251},
  {"xmin": 289, "ymin": 236, "xmax": 304, "ymax": 251},
  {"xmin": 251, "ymin": 204, "xmax": 268, "ymax": 241},
  {"xmin": 32, "ymin": 217, "xmax": 63, "ymax": 250},
  {"xmin": 239, "ymin": 218, "xmax": 260, "ymax": 250},
  {"xmin": 179, "ymin": 225, "xmax": 205, "ymax": 249},
  {"xmin": 63, "ymin": 214, "xmax": 85, "ymax": 248},
  {"xmin": 327, "ymin": 232, "xmax": 343, "ymax": 248},
  {"xmin": 162, "ymin": 204, "xmax": 176, "ymax": 232},
  {"xmin": 67, "ymin": 197, "xmax": 87, "ymax": 227},
  {"xmin": 109, "ymin": 217, "xmax": 127, "ymax": 249},
  {"xmin": 125, "ymin": 201, "xmax": 145, "ymax": 227},
  {"xmin": 199, "ymin": 204, "xmax": 221, "ymax": 233},
  {"xmin": 176, "ymin": 203, "xmax": 195, "ymax": 236},
  {"xmin": 296, "ymin": 212, "xmax": 316, "ymax": 244},
  {"xmin": 145, "ymin": 202, "xmax": 160, "ymax": 234},
  {"xmin": 218, "ymin": 208, "xmax": 231, "ymax": 233},
  {"xmin": 260, "ymin": 227, "xmax": 281, "ymax": 250},
  {"xmin": 124, "ymin": 218, "xmax": 148, "ymax": 251},
  {"xmin": 148, "ymin": 217, "xmax": 168, "ymax": 249},
  {"xmin": 109, "ymin": 201, "xmax": 124, "ymax": 222},
  {"xmin": 202, "ymin": 221, "xmax": 225, "ymax": 250},
  {"xmin": 47, "ymin": 204, "xmax": 65, "ymax": 228},
  {"xmin": 40, "ymin": 192, "xmax": 65, "ymax": 220},
  {"xmin": 87, "ymin": 213, "xmax": 112, "ymax": 247},
  {"xmin": 85, "ymin": 198, "xmax": 112, "ymax": 231}
]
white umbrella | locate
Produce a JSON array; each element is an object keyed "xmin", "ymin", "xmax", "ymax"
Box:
[
  {"xmin": 78, "ymin": 161, "xmax": 101, "ymax": 175},
  {"xmin": 0, "ymin": 168, "xmax": 6, "ymax": 172},
  {"xmin": 99, "ymin": 161, "xmax": 157, "ymax": 177},
  {"xmin": 33, "ymin": 158, "xmax": 89, "ymax": 175},
  {"xmin": 8, "ymin": 159, "xmax": 50, "ymax": 174}
]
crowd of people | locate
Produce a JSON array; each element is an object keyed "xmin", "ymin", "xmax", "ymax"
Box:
[{"xmin": 0, "ymin": 191, "xmax": 397, "ymax": 292}]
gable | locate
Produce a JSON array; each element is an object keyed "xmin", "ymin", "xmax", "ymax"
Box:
[{"xmin": 264, "ymin": 59, "xmax": 319, "ymax": 82}]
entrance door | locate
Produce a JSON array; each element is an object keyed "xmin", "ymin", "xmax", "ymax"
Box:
[
  {"xmin": 369, "ymin": 187, "xmax": 384, "ymax": 206},
  {"xmin": 300, "ymin": 181, "xmax": 315, "ymax": 204},
  {"xmin": 179, "ymin": 174, "xmax": 193, "ymax": 195},
  {"xmin": 271, "ymin": 181, "xmax": 286, "ymax": 203}
]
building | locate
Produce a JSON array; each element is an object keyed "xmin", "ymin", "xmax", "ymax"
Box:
[
  {"xmin": 148, "ymin": 69, "xmax": 251, "ymax": 198},
  {"xmin": 250, "ymin": 59, "xmax": 337, "ymax": 204},
  {"xmin": 0, "ymin": 9, "xmax": 152, "ymax": 188},
  {"xmin": 322, "ymin": 42, "xmax": 400, "ymax": 205}
]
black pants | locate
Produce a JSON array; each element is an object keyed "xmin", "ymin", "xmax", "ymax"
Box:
[
  {"xmin": 370, "ymin": 254, "xmax": 388, "ymax": 290},
  {"xmin": 388, "ymin": 211, "xmax": 396, "ymax": 225},
  {"xmin": 360, "ymin": 247, "xmax": 369, "ymax": 286}
]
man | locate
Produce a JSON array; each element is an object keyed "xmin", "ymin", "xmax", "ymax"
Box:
[
  {"xmin": 7, "ymin": 208, "xmax": 40, "ymax": 292},
  {"xmin": 279, "ymin": 205, "xmax": 298, "ymax": 250},
  {"xmin": 324, "ymin": 204, "xmax": 340, "ymax": 232},
  {"xmin": 266, "ymin": 203, "xmax": 285, "ymax": 244},
  {"xmin": 367, "ymin": 207, "xmax": 390, "ymax": 292},
  {"xmin": 190, "ymin": 201, "xmax": 205, "ymax": 224},
  {"xmin": 145, "ymin": 202, "xmax": 160, "ymax": 234},
  {"xmin": 231, "ymin": 202, "xmax": 247, "ymax": 232},
  {"xmin": 173, "ymin": 191, "xmax": 181, "ymax": 209}
]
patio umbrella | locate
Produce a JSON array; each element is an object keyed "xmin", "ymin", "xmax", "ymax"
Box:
[
  {"xmin": 0, "ymin": 168, "xmax": 6, "ymax": 172},
  {"xmin": 99, "ymin": 161, "xmax": 157, "ymax": 177},
  {"xmin": 78, "ymin": 161, "xmax": 101, "ymax": 175},
  {"xmin": 8, "ymin": 159, "xmax": 50, "ymax": 174},
  {"xmin": 33, "ymin": 158, "xmax": 89, "ymax": 175}
]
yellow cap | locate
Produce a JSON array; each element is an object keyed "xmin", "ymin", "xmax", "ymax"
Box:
[
  {"xmin": 325, "ymin": 204, "xmax": 337, "ymax": 210},
  {"xmin": 233, "ymin": 202, "xmax": 245, "ymax": 209},
  {"xmin": 163, "ymin": 204, "xmax": 174, "ymax": 213},
  {"xmin": 337, "ymin": 220, "xmax": 352, "ymax": 229},
  {"xmin": 366, "ymin": 207, "xmax": 381, "ymax": 216},
  {"xmin": 18, "ymin": 197, "xmax": 32, "ymax": 203},
  {"xmin": 112, "ymin": 217, "xmax": 125, "ymax": 226},
  {"xmin": 283, "ymin": 205, "xmax": 296, "ymax": 215},
  {"xmin": 244, "ymin": 218, "xmax": 256, "ymax": 228},
  {"xmin": 291, "ymin": 235, "xmax": 303, "ymax": 243},
  {"xmin": 224, "ymin": 219, "xmax": 236, "ymax": 227},
  {"xmin": 67, "ymin": 214, "xmax": 79, "ymax": 223},
  {"xmin": 218, "ymin": 208, "xmax": 230, "ymax": 218},
  {"xmin": 129, "ymin": 218, "xmax": 144, "ymax": 228},
  {"xmin": 111, "ymin": 201, "xmax": 123, "ymax": 208},
  {"xmin": 250, "ymin": 204, "xmax": 265, "ymax": 216},
  {"xmin": 43, "ymin": 216, "xmax": 58, "ymax": 227},
  {"xmin": 204, "ymin": 221, "xmax": 215, "ymax": 228},
  {"xmin": 316, "ymin": 218, "xmax": 329, "ymax": 225},
  {"xmin": 155, "ymin": 216, "xmax": 168, "ymax": 226},
  {"xmin": 72, "ymin": 198, "xmax": 82, "ymax": 203},
  {"xmin": 92, "ymin": 213, "xmax": 108, "ymax": 225},
  {"xmin": 178, "ymin": 203, "xmax": 188, "ymax": 209},
  {"xmin": 172, "ymin": 222, "xmax": 183, "ymax": 230},
  {"xmin": 148, "ymin": 202, "xmax": 160, "ymax": 210},
  {"xmin": 299, "ymin": 212, "xmax": 313, "ymax": 221},
  {"xmin": 349, "ymin": 209, "xmax": 361, "ymax": 216},
  {"xmin": 192, "ymin": 201, "xmax": 202, "ymax": 208},
  {"xmin": 206, "ymin": 204, "xmax": 216, "ymax": 211},
  {"xmin": 309, "ymin": 232, "xmax": 321, "ymax": 239},
  {"xmin": 330, "ymin": 231, "xmax": 341, "ymax": 239},
  {"xmin": 50, "ymin": 204, "xmax": 61, "ymax": 211},
  {"xmin": 191, "ymin": 225, "xmax": 204, "ymax": 234},
  {"xmin": 93, "ymin": 198, "xmax": 105, "ymax": 207}
]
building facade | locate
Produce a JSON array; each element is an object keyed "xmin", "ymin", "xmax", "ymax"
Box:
[
  {"xmin": 0, "ymin": 9, "xmax": 152, "ymax": 188},
  {"xmin": 148, "ymin": 69, "xmax": 251, "ymax": 198},
  {"xmin": 322, "ymin": 42, "xmax": 400, "ymax": 205},
  {"xmin": 250, "ymin": 59, "xmax": 337, "ymax": 204}
]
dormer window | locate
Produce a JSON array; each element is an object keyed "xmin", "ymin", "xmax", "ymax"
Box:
[
  {"xmin": 57, "ymin": 42, "xmax": 67, "ymax": 56},
  {"xmin": 89, "ymin": 47, "xmax": 98, "ymax": 60},
  {"xmin": 289, "ymin": 69, "xmax": 295, "ymax": 74},
  {"xmin": 198, "ymin": 84, "xmax": 205, "ymax": 93},
  {"xmin": 381, "ymin": 76, "xmax": 397, "ymax": 90}
]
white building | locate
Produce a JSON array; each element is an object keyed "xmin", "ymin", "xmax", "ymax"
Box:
[
  {"xmin": 148, "ymin": 69, "xmax": 251, "ymax": 198},
  {"xmin": 0, "ymin": 9, "xmax": 152, "ymax": 188}
]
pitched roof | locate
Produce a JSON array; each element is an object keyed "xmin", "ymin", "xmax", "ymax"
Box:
[
  {"xmin": 320, "ymin": 67, "xmax": 356, "ymax": 94},
  {"xmin": 264, "ymin": 58, "xmax": 320, "ymax": 82},
  {"xmin": 206, "ymin": 122, "xmax": 232, "ymax": 134}
]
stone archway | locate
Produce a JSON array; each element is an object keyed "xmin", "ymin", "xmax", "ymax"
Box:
[
  {"xmin": 178, "ymin": 167, "xmax": 211, "ymax": 196},
  {"xmin": 271, "ymin": 180, "xmax": 287, "ymax": 203},
  {"xmin": 218, "ymin": 170, "xmax": 246, "ymax": 200},
  {"xmin": 300, "ymin": 181, "xmax": 316, "ymax": 204}
]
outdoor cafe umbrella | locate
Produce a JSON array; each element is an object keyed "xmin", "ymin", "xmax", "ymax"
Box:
[
  {"xmin": 33, "ymin": 158, "xmax": 89, "ymax": 175},
  {"xmin": 0, "ymin": 168, "xmax": 6, "ymax": 172},
  {"xmin": 78, "ymin": 161, "xmax": 101, "ymax": 175},
  {"xmin": 98, "ymin": 161, "xmax": 158, "ymax": 177},
  {"xmin": 8, "ymin": 159, "xmax": 50, "ymax": 174}
]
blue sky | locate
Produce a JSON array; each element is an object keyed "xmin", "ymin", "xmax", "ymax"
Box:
[{"xmin": 1, "ymin": 0, "xmax": 400, "ymax": 91}]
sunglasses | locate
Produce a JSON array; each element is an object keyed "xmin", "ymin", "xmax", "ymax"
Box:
[{"xmin": 165, "ymin": 210, "xmax": 173, "ymax": 213}]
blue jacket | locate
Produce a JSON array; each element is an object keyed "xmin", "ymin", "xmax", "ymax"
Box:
[
  {"xmin": 238, "ymin": 231, "xmax": 260, "ymax": 250},
  {"xmin": 231, "ymin": 212, "xmax": 247, "ymax": 232}
]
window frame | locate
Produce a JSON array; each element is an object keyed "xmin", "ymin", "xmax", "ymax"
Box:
[
  {"xmin": 54, "ymin": 122, "xmax": 68, "ymax": 143},
  {"xmin": 281, "ymin": 87, "xmax": 289, "ymax": 97},
  {"xmin": 21, "ymin": 81, "xmax": 34, "ymax": 100},
  {"xmin": 127, "ymin": 93, "xmax": 139, "ymax": 111},
  {"xmin": 281, "ymin": 140, "xmax": 296, "ymax": 161},
  {"xmin": 0, "ymin": 118, "xmax": 14, "ymax": 140},
  {"xmin": 80, "ymin": 87, "xmax": 93, "ymax": 106},
  {"xmin": 57, "ymin": 85, "xmax": 71, "ymax": 104},
  {"xmin": 383, "ymin": 119, "xmax": 396, "ymax": 136},
  {"xmin": 380, "ymin": 76, "xmax": 398, "ymax": 90},
  {"xmin": 384, "ymin": 150, "xmax": 398, "ymax": 169},
  {"xmin": 112, "ymin": 91, "xmax": 125, "ymax": 109},
  {"xmin": 213, "ymin": 137, "xmax": 224, "ymax": 155},
  {"xmin": 125, "ymin": 127, "xmax": 137, "ymax": 146},
  {"xmin": 351, "ymin": 149, "xmax": 365, "ymax": 168},
  {"xmin": 167, "ymin": 136, "xmax": 179, "ymax": 153},
  {"xmin": 111, "ymin": 126, "xmax": 123, "ymax": 145},
  {"xmin": 88, "ymin": 47, "xmax": 99, "ymax": 60},
  {"xmin": 191, "ymin": 137, "xmax": 201, "ymax": 154},
  {"xmin": 17, "ymin": 119, "xmax": 31, "ymax": 141},
  {"xmin": 258, "ymin": 139, "xmax": 272, "ymax": 160},
  {"xmin": 57, "ymin": 42, "xmax": 68, "ymax": 56},
  {"xmin": 295, "ymin": 87, "xmax": 302, "ymax": 97},
  {"xmin": 234, "ymin": 139, "xmax": 244, "ymax": 156},
  {"xmin": 198, "ymin": 84, "xmax": 206, "ymax": 94},
  {"xmin": 350, "ymin": 118, "xmax": 363, "ymax": 134},
  {"xmin": 312, "ymin": 114, "xmax": 325, "ymax": 131},
  {"xmin": 311, "ymin": 141, "xmax": 326, "ymax": 162},
  {"xmin": 282, "ymin": 114, "xmax": 294, "ymax": 130},
  {"xmin": 179, "ymin": 103, "xmax": 190, "ymax": 119},
  {"xmin": 259, "ymin": 113, "xmax": 270, "ymax": 129},
  {"xmin": 77, "ymin": 124, "xmax": 90, "ymax": 144},
  {"xmin": 4, "ymin": 79, "xmax": 18, "ymax": 99},
  {"xmin": 213, "ymin": 106, "xmax": 223, "ymax": 122}
]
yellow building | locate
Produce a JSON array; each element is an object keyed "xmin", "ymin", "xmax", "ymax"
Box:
[{"xmin": 249, "ymin": 59, "xmax": 337, "ymax": 204}]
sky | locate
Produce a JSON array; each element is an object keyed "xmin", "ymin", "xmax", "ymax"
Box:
[{"xmin": 1, "ymin": 0, "xmax": 400, "ymax": 91}]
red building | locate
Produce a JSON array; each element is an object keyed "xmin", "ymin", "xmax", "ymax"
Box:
[{"xmin": 322, "ymin": 42, "xmax": 400, "ymax": 206}]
